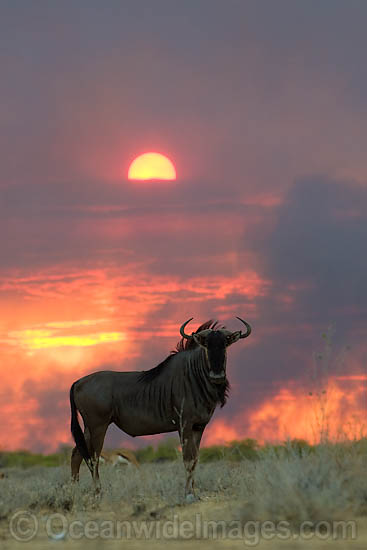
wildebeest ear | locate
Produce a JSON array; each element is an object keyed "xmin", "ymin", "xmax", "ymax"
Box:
[
  {"xmin": 226, "ymin": 331, "xmax": 241, "ymax": 346},
  {"xmin": 193, "ymin": 333, "xmax": 208, "ymax": 349}
]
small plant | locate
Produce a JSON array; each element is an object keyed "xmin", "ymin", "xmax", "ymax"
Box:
[{"xmin": 308, "ymin": 324, "xmax": 363, "ymax": 443}]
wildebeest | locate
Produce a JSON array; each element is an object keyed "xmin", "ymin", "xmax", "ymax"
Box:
[{"xmin": 70, "ymin": 317, "xmax": 251, "ymax": 498}]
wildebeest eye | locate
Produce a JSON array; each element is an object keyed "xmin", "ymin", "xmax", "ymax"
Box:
[
  {"xmin": 199, "ymin": 335, "xmax": 208, "ymax": 347},
  {"xmin": 193, "ymin": 333, "xmax": 208, "ymax": 348}
]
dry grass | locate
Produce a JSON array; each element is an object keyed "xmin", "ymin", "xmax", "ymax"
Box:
[
  {"xmin": 0, "ymin": 460, "xmax": 242, "ymax": 520},
  {"xmin": 1, "ymin": 441, "xmax": 366, "ymax": 525},
  {"xmin": 239, "ymin": 442, "xmax": 367, "ymax": 524}
]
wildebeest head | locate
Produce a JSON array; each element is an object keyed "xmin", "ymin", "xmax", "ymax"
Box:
[{"xmin": 180, "ymin": 317, "xmax": 251, "ymax": 384}]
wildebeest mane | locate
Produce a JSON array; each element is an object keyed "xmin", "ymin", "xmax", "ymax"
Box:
[
  {"xmin": 138, "ymin": 320, "xmax": 224, "ymax": 383},
  {"xmin": 217, "ymin": 379, "xmax": 230, "ymax": 408},
  {"xmin": 138, "ymin": 355, "xmax": 173, "ymax": 382}
]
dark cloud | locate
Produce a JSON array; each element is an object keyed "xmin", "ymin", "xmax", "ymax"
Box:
[
  {"xmin": 225, "ymin": 175, "xmax": 367, "ymax": 409},
  {"xmin": 253, "ymin": 177, "xmax": 367, "ymax": 320}
]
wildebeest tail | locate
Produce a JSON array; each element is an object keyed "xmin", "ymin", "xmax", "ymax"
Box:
[{"xmin": 70, "ymin": 382, "xmax": 93, "ymax": 473}]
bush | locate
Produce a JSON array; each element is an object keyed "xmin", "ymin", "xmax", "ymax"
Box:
[
  {"xmin": 200, "ymin": 439, "xmax": 259, "ymax": 462},
  {"xmin": 199, "ymin": 445, "xmax": 226, "ymax": 463},
  {"xmin": 227, "ymin": 439, "xmax": 259, "ymax": 461},
  {"xmin": 0, "ymin": 451, "xmax": 63, "ymax": 468},
  {"xmin": 239, "ymin": 442, "xmax": 367, "ymax": 524},
  {"xmin": 135, "ymin": 437, "xmax": 180, "ymax": 463}
]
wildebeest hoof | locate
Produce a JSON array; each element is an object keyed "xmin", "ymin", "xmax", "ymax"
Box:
[
  {"xmin": 50, "ymin": 531, "xmax": 67, "ymax": 541},
  {"xmin": 185, "ymin": 493, "xmax": 197, "ymax": 504},
  {"xmin": 94, "ymin": 486, "xmax": 102, "ymax": 498}
]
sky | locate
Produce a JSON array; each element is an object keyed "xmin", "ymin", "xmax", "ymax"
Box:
[{"xmin": 1, "ymin": 0, "xmax": 367, "ymax": 452}]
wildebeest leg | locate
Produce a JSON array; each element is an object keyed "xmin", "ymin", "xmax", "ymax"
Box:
[
  {"xmin": 71, "ymin": 447, "xmax": 83, "ymax": 482},
  {"xmin": 89, "ymin": 423, "xmax": 109, "ymax": 493},
  {"xmin": 71, "ymin": 426, "xmax": 91, "ymax": 482},
  {"xmin": 181, "ymin": 424, "xmax": 205, "ymax": 499}
]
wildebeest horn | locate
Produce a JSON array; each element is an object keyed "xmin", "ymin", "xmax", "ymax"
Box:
[
  {"xmin": 180, "ymin": 318, "xmax": 194, "ymax": 339},
  {"xmin": 236, "ymin": 317, "xmax": 252, "ymax": 338}
]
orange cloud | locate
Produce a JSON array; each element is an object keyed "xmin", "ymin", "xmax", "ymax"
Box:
[
  {"xmin": 0, "ymin": 265, "xmax": 266, "ymax": 451},
  {"xmin": 203, "ymin": 375, "xmax": 367, "ymax": 446},
  {"xmin": 2, "ymin": 264, "xmax": 364, "ymax": 453}
]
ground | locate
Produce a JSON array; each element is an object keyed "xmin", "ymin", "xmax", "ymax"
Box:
[{"xmin": 1, "ymin": 444, "xmax": 366, "ymax": 548}]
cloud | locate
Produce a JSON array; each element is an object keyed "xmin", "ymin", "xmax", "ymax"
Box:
[
  {"xmin": 0, "ymin": 178, "xmax": 261, "ymax": 274},
  {"xmin": 252, "ymin": 177, "xmax": 367, "ymax": 322},
  {"xmin": 219, "ymin": 176, "xmax": 367, "ymax": 420}
]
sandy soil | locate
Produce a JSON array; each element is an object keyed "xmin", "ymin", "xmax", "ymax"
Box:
[{"xmin": 1, "ymin": 497, "xmax": 366, "ymax": 550}]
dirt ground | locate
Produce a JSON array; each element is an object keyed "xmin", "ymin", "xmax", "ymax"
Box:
[{"xmin": 1, "ymin": 497, "xmax": 366, "ymax": 550}]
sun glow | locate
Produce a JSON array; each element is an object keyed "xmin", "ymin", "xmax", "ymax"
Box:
[
  {"xmin": 128, "ymin": 152, "xmax": 176, "ymax": 181},
  {"xmin": 8, "ymin": 327, "xmax": 125, "ymax": 350}
]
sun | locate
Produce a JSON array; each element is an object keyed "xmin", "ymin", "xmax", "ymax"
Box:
[{"xmin": 128, "ymin": 152, "xmax": 176, "ymax": 181}]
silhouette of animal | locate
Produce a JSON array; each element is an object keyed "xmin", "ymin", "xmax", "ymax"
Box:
[{"xmin": 70, "ymin": 317, "xmax": 251, "ymax": 498}]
